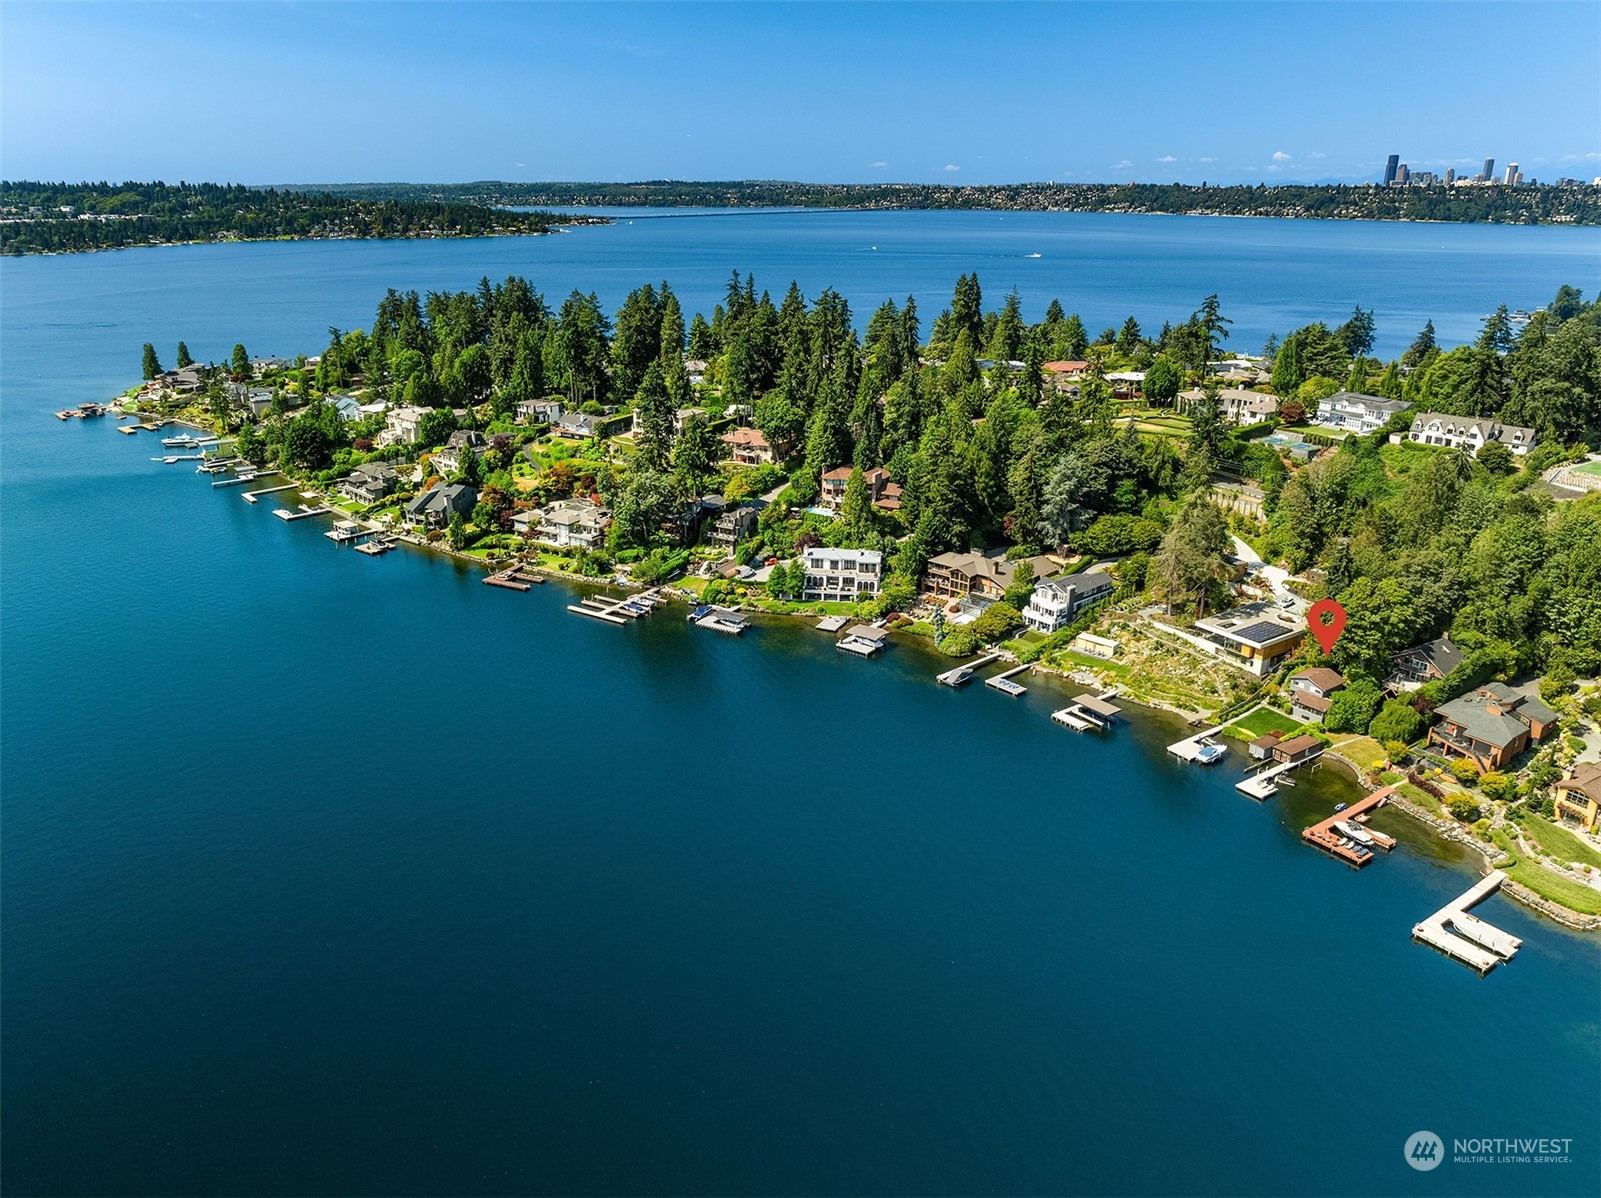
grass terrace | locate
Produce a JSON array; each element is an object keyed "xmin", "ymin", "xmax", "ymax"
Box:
[
  {"xmin": 1520, "ymin": 812, "xmax": 1601, "ymax": 870},
  {"xmin": 1222, "ymin": 707, "xmax": 1304, "ymax": 742},
  {"xmin": 1489, "ymin": 827, "xmax": 1601, "ymax": 916}
]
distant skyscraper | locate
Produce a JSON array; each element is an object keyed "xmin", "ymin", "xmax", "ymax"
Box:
[
  {"xmin": 1383, "ymin": 154, "xmax": 1400, "ymax": 187},
  {"xmin": 1396, "ymin": 163, "xmax": 1410, "ymax": 185},
  {"xmin": 1481, "ymin": 157, "xmax": 1495, "ymax": 182},
  {"xmin": 1504, "ymin": 163, "xmax": 1519, "ymax": 185},
  {"xmin": 1445, "ymin": 167, "xmax": 1456, "ymax": 185}
]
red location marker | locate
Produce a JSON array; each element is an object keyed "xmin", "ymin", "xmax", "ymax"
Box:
[{"xmin": 1307, "ymin": 598, "xmax": 1346, "ymax": 655}]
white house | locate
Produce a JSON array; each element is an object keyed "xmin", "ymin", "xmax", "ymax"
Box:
[
  {"xmin": 1314, "ymin": 391, "xmax": 1412, "ymax": 434},
  {"xmin": 384, "ymin": 405, "xmax": 430, "ymax": 445},
  {"xmin": 515, "ymin": 498, "xmax": 612, "ymax": 551},
  {"xmin": 1407, "ymin": 411, "xmax": 1536, "ymax": 455},
  {"xmin": 1021, "ymin": 570, "xmax": 1116, "ymax": 633},
  {"xmin": 801, "ymin": 547, "xmax": 882, "ymax": 603},
  {"xmin": 517, "ymin": 398, "xmax": 562, "ymax": 424}
]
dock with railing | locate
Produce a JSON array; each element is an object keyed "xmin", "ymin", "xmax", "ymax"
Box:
[{"xmin": 1301, "ymin": 785, "xmax": 1396, "ymax": 868}]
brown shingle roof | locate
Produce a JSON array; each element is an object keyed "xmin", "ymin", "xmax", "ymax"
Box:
[{"xmin": 1290, "ymin": 667, "xmax": 1345, "ymax": 692}]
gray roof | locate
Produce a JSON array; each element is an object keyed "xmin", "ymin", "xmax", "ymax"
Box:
[
  {"xmin": 1435, "ymin": 683, "xmax": 1555, "ymax": 750},
  {"xmin": 1324, "ymin": 390, "xmax": 1412, "ymax": 414},
  {"xmin": 1409, "ymin": 412, "xmax": 1535, "ymax": 444},
  {"xmin": 1397, "ymin": 635, "xmax": 1464, "ymax": 675}
]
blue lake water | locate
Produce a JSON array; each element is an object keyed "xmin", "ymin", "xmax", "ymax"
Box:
[{"xmin": 3, "ymin": 214, "xmax": 1599, "ymax": 1196}]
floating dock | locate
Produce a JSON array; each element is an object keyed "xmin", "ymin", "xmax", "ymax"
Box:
[
  {"xmin": 985, "ymin": 664, "xmax": 1031, "ymax": 696},
  {"xmin": 937, "ymin": 651, "xmax": 1002, "ymax": 686},
  {"xmin": 210, "ymin": 472, "xmax": 261, "ymax": 488},
  {"xmin": 1412, "ymin": 871, "xmax": 1521, "ymax": 975},
  {"xmin": 1235, "ymin": 749, "xmax": 1326, "ymax": 800},
  {"xmin": 1301, "ymin": 785, "xmax": 1396, "ymax": 868},
  {"xmin": 117, "ymin": 425, "xmax": 139, "ymax": 435},
  {"xmin": 325, "ymin": 520, "xmax": 379, "ymax": 544},
  {"xmin": 1168, "ymin": 721, "xmax": 1230, "ymax": 762},
  {"xmin": 571, "ymin": 588, "xmax": 666, "ymax": 625},
  {"xmin": 691, "ymin": 604, "xmax": 749, "ymax": 635},
  {"xmin": 354, "ymin": 537, "xmax": 395, "ymax": 556},
  {"xmin": 836, "ymin": 625, "xmax": 889, "ymax": 656},
  {"xmin": 272, "ymin": 505, "xmax": 332, "ymax": 522},
  {"xmin": 484, "ymin": 566, "xmax": 544, "ymax": 589},
  {"xmin": 815, "ymin": 615, "xmax": 851, "ymax": 633}
]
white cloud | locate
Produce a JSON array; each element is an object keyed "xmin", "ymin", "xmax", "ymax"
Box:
[
  {"xmin": 1111, "ymin": 159, "xmax": 1132, "ymax": 171},
  {"xmin": 1156, "ymin": 155, "xmax": 1177, "ymax": 163},
  {"xmin": 1306, "ymin": 151, "xmax": 1327, "ymax": 159},
  {"xmin": 515, "ymin": 162, "xmax": 526, "ymax": 168},
  {"xmin": 943, "ymin": 163, "xmax": 960, "ymax": 172},
  {"xmin": 869, "ymin": 161, "xmax": 890, "ymax": 169},
  {"xmin": 1199, "ymin": 156, "xmax": 1217, "ymax": 163},
  {"xmin": 1272, "ymin": 150, "xmax": 1292, "ymax": 162}
]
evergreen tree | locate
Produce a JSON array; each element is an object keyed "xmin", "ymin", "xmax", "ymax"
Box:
[
  {"xmin": 231, "ymin": 343, "xmax": 250, "ymax": 378},
  {"xmin": 633, "ymin": 361, "xmax": 675, "ymax": 472},
  {"xmin": 1401, "ymin": 319, "xmax": 1437, "ymax": 369},
  {"xmin": 141, "ymin": 342, "xmax": 162, "ymax": 380},
  {"xmin": 175, "ymin": 341, "xmax": 193, "ymax": 369}
]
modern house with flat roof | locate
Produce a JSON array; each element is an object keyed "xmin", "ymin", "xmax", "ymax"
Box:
[
  {"xmin": 1191, "ymin": 603, "xmax": 1306, "ymax": 677},
  {"xmin": 1427, "ymin": 682, "xmax": 1558, "ymax": 771},
  {"xmin": 802, "ymin": 547, "xmax": 882, "ymax": 603}
]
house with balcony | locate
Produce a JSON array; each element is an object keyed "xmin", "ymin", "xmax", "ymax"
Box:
[
  {"xmin": 1178, "ymin": 388, "xmax": 1278, "ymax": 426},
  {"xmin": 339, "ymin": 462, "xmax": 397, "ymax": 506},
  {"xmin": 516, "ymin": 398, "xmax": 562, "ymax": 425},
  {"xmin": 431, "ymin": 429, "xmax": 487, "ymax": 476},
  {"xmin": 403, "ymin": 482, "xmax": 476, "ymax": 530},
  {"xmin": 706, "ymin": 501, "xmax": 760, "ymax": 552},
  {"xmin": 819, "ymin": 466, "xmax": 903, "ymax": 513},
  {"xmin": 1315, "ymin": 391, "xmax": 1412, "ymax": 434},
  {"xmin": 802, "ymin": 547, "xmax": 882, "ymax": 603},
  {"xmin": 554, "ymin": 412, "xmax": 604, "ymax": 439},
  {"xmin": 1426, "ymin": 682, "xmax": 1558, "ymax": 772},
  {"xmin": 1388, "ymin": 635, "xmax": 1464, "ymax": 690},
  {"xmin": 515, "ymin": 498, "xmax": 612, "ymax": 551},
  {"xmin": 920, "ymin": 550, "xmax": 1060, "ymax": 605},
  {"xmin": 1553, "ymin": 762, "xmax": 1601, "ymax": 832},
  {"xmin": 1190, "ymin": 603, "xmax": 1306, "ymax": 677},
  {"xmin": 1021, "ymin": 570, "xmax": 1116, "ymax": 634},
  {"xmin": 1286, "ymin": 666, "xmax": 1345, "ymax": 723},
  {"xmin": 721, "ymin": 426, "xmax": 778, "ymax": 465},
  {"xmin": 384, "ymin": 405, "xmax": 429, "ymax": 446},
  {"xmin": 1407, "ymin": 412, "xmax": 1536, "ymax": 456}
]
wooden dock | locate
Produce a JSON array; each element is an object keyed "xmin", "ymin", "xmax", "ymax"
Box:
[
  {"xmin": 570, "ymin": 588, "xmax": 666, "ymax": 625},
  {"xmin": 354, "ymin": 537, "xmax": 396, "ymax": 556},
  {"xmin": 690, "ymin": 604, "xmax": 749, "ymax": 635},
  {"xmin": 1412, "ymin": 871, "xmax": 1521, "ymax": 975},
  {"xmin": 1301, "ymin": 785, "xmax": 1396, "ymax": 868},
  {"xmin": 484, "ymin": 566, "xmax": 544, "ymax": 590},
  {"xmin": 985, "ymin": 663, "xmax": 1031, "ymax": 695},
  {"xmin": 937, "ymin": 651, "xmax": 1002, "ymax": 686},
  {"xmin": 836, "ymin": 625, "xmax": 889, "ymax": 656},
  {"xmin": 1236, "ymin": 749, "xmax": 1326, "ymax": 800},
  {"xmin": 815, "ymin": 614, "xmax": 851, "ymax": 633}
]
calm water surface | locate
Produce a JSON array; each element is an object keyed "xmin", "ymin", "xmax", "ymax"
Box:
[{"xmin": 3, "ymin": 215, "xmax": 1598, "ymax": 1196}]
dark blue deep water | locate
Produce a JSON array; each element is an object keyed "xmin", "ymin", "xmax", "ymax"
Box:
[{"xmin": 3, "ymin": 213, "xmax": 1599, "ymax": 1196}]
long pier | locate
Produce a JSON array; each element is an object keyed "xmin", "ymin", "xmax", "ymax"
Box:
[
  {"xmin": 937, "ymin": 651, "xmax": 1003, "ymax": 686},
  {"xmin": 985, "ymin": 663, "xmax": 1031, "ymax": 695},
  {"xmin": 569, "ymin": 588, "xmax": 666, "ymax": 625},
  {"xmin": 242, "ymin": 483, "xmax": 297, "ymax": 504},
  {"xmin": 1236, "ymin": 748, "xmax": 1326, "ymax": 800},
  {"xmin": 272, "ymin": 505, "xmax": 332, "ymax": 522},
  {"xmin": 1412, "ymin": 871, "xmax": 1521, "ymax": 975}
]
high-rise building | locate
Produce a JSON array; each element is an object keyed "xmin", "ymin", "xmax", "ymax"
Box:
[
  {"xmin": 1445, "ymin": 167, "xmax": 1456, "ymax": 185},
  {"xmin": 1481, "ymin": 158, "xmax": 1495, "ymax": 182},
  {"xmin": 1504, "ymin": 163, "xmax": 1519, "ymax": 186},
  {"xmin": 1395, "ymin": 163, "xmax": 1410, "ymax": 185},
  {"xmin": 1383, "ymin": 154, "xmax": 1400, "ymax": 187}
]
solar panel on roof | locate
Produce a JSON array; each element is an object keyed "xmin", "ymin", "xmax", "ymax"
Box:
[{"xmin": 1234, "ymin": 620, "xmax": 1294, "ymax": 645}]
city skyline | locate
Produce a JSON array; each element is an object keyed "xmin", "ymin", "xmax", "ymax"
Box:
[{"xmin": 2, "ymin": 1, "xmax": 1598, "ymax": 186}]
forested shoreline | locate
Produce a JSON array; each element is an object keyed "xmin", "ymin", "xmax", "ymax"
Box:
[
  {"xmin": 311, "ymin": 179, "xmax": 1601, "ymax": 226},
  {"xmin": 0, "ymin": 181, "xmax": 587, "ymax": 254}
]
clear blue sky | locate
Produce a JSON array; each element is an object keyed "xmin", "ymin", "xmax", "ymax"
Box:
[{"xmin": 3, "ymin": 1, "xmax": 1598, "ymax": 186}]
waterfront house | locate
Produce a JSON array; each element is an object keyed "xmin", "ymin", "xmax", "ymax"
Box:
[
  {"xmin": 920, "ymin": 550, "xmax": 1060, "ymax": 605},
  {"xmin": 1021, "ymin": 570, "xmax": 1116, "ymax": 634},
  {"xmin": 1249, "ymin": 730, "xmax": 1284, "ymax": 760},
  {"xmin": 1388, "ymin": 635, "xmax": 1464, "ymax": 690},
  {"xmin": 403, "ymin": 481, "xmax": 477, "ymax": 530},
  {"xmin": 1553, "ymin": 762, "xmax": 1601, "ymax": 831},
  {"xmin": 232, "ymin": 385, "xmax": 275, "ymax": 418},
  {"xmin": 706, "ymin": 501, "xmax": 759, "ymax": 552},
  {"xmin": 1287, "ymin": 666, "xmax": 1345, "ymax": 723},
  {"xmin": 1271, "ymin": 734, "xmax": 1324, "ymax": 765},
  {"xmin": 1071, "ymin": 633, "xmax": 1121, "ymax": 659},
  {"xmin": 384, "ymin": 405, "xmax": 429, "ymax": 445},
  {"xmin": 518, "ymin": 498, "xmax": 612, "ymax": 551},
  {"xmin": 554, "ymin": 412, "xmax": 604, "ymax": 439},
  {"xmin": 721, "ymin": 426, "xmax": 778, "ymax": 465},
  {"xmin": 339, "ymin": 462, "xmax": 397, "ymax": 506},
  {"xmin": 1407, "ymin": 412, "xmax": 1536, "ymax": 456},
  {"xmin": 328, "ymin": 394, "xmax": 362, "ymax": 422},
  {"xmin": 819, "ymin": 466, "xmax": 903, "ymax": 513},
  {"xmin": 1178, "ymin": 388, "xmax": 1278, "ymax": 426},
  {"xmin": 1191, "ymin": 603, "xmax": 1306, "ymax": 678},
  {"xmin": 517, "ymin": 398, "xmax": 563, "ymax": 425},
  {"xmin": 431, "ymin": 429, "xmax": 487, "ymax": 476},
  {"xmin": 250, "ymin": 357, "xmax": 292, "ymax": 377},
  {"xmin": 1426, "ymin": 683, "xmax": 1558, "ymax": 771},
  {"xmin": 1314, "ymin": 391, "xmax": 1412, "ymax": 434},
  {"xmin": 802, "ymin": 547, "xmax": 882, "ymax": 603}
]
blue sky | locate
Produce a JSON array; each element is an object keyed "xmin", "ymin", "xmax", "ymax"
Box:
[{"xmin": 3, "ymin": 1, "xmax": 1598, "ymax": 186}]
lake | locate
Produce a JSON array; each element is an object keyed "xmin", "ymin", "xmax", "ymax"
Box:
[{"xmin": 2, "ymin": 213, "xmax": 1598, "ymax": 1196}]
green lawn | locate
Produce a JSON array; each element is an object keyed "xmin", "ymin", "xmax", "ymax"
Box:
[
  {"xmin": 1328, "ymin": 734, "xmax": 1389, "ymax": 771},
  {"xmin": 1522, "ymin": 813, "xmax": 1601, "ymax": 870},
  {"xmin": 1572, "ymin": 458, "xmax": 1601, "ymax": 478},
  {"xmin": 1490, "ymin": 828, "xmax": 1601, "ymax": 916},
  {"xmin": 1223, "ymin": 708, "xmax": 1304, "ymax": 742}
]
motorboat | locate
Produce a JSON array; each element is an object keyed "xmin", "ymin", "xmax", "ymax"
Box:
[{"xmin": 1194, "ymin": 737, "xmax": 1228, "ymax": 765}]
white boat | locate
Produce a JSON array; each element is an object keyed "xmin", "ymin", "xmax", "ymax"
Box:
[
  {"xmin": 1194, "ymin": 737, "xmax": 1228, "ymax": 765},
  {"xmin": 1333, "ymin": 820, "xmax": 1374, "ymax": 846},
  {"xmin": 161, "ymin": 434, "xmax": 200, "ymax": 448},
  {"xmin": 1026, "ymin": 252, "xmax": 1041, "ymax": 258}
]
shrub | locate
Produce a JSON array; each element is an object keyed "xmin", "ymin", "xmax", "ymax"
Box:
[
  {"xmin": 1324, "ymin": 678, "xmax": 1384, "ymax": 734},
  {"xmin": 1369, "ymin": 697, "xmax": 1426, "ymax": 745},
  {"xmin": 1382, "ymin": 739, "xmax": 1411, "ymax": 764},
  {"xmin": 1540, "ymin": 666, "xmax": 1575, "ymax": 703},
  {"xmin": 1449, "ymin": 757, "xmax": 1481, "ymax": 786},
  {"xmin": 1447, "ymin": 796, "xmax": 1482, "ymax": 822},
  {"xmin": 1478, "ymin": 770, "xmax": 1515, "ymax": 802},
  {"xmin": 971, "ymin": 602, "xmax": 1023, "ymax": 644},
  {"xmin": 938, "ymin": 628, "xmax": 980, "ymax": 657}
]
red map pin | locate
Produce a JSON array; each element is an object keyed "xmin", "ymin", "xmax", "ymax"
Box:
[{"xmin": 1307, "ymin": 598, "xmax": 1346, "ymax": 655}]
